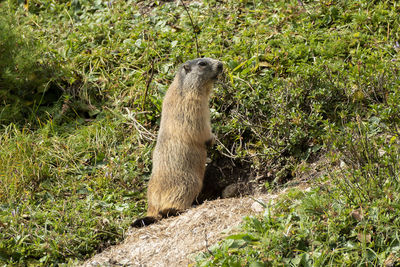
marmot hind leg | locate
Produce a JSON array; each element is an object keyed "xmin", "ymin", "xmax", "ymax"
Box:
[
  {"xmin": 131, "ymin": 216, "xmax": 158, "ymax": 228},
  {"xmin": 158, "ymin": 208, "xmax": 182, "ymax": 217},
  {"xmin": 131, "ymin": 207, "xmax": 182, "ymax": 228}
]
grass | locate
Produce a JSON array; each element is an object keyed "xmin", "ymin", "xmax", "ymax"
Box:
[
  {"xmin": 0, "ymin": 115, "xmax": 150, "ymax": 264},
  {"xmin": 0, "ymin": 0, "xmax": 400, "ymax": 265},
  {"xmin": 196, "ymin": 129, "xmax": 400, "ymax": 266},
  {"xmin": 195, "ymin": 184, "xmax": 400, "ymax": 266}
]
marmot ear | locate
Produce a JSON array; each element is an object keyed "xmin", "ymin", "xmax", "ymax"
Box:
[{"xmin": 183, "ymin": 63, "xmax": 191, "ymax": 74}]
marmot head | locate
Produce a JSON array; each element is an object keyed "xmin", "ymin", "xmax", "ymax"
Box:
[{"xmin": 177, "ymin": 58, "xmax": 223, "ymax": 95}]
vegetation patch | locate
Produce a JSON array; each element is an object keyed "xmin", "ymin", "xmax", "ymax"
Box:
[
  {"xmin": 196, "ymin": 130, "xmax": 400, "ymax": 266},
  {"xmin": 0, "ymin": 6, "xmax": 67, "ymax": 125}
]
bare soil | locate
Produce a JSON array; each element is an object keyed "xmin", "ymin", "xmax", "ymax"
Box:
[{"xmin": 82, "ymin": 190, "xmax": 290, "ymax": 267}]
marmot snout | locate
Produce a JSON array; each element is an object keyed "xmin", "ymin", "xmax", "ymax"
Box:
[{"xmin": 132, "ymin": 58, "xmax": 223, "ymax": 227}]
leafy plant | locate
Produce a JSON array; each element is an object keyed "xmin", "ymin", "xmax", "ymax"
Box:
[{"xmin": 327, "ymin": 117, "xmax": 400, "ymax": 204}]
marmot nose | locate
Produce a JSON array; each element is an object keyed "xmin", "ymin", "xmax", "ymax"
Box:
[{"xmin": 217, "ymin": 62, "xmax": 223, "ymax": 73}]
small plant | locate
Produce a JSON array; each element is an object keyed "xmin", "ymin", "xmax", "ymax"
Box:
[{"xmin": 327, "ymin": 116, "xmax": 400, "ymax": 205}]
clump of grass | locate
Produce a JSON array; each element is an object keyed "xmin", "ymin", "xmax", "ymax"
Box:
[
  {"xmin": 327, "ymin": 117, "xmax": 400, "ymax": 205},
  {"xmin": 0, "ymin": 3, "xmax": 66, "ymax": 125}
]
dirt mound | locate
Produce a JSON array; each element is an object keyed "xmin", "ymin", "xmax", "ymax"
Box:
[{"xmin": 82, "ymin": 192, "xmax": 285, "ymax": 267}]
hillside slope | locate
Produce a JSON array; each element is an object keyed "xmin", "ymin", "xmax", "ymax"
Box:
[{"xmin": 0, "ymin": 0, "xmax": 399, "ymax": 265}]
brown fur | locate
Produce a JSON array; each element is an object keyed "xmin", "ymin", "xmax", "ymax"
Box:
[{"xmin": 132, "ymin": 58, "xmax": 223, "ymax": 228}]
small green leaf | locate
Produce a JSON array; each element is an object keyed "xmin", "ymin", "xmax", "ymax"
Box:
[{"xmin": 249, "ymin": 261, "xmax": 266, "ymax": 267}]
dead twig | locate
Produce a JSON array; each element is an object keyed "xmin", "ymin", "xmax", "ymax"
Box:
[
  {"xmin": 215, "ymin": 138, "xmax": 237, "ymax": 159},
  {"xmin": 179, "ymin": 0, "xmax": 201, "ymax": 57},
  {"xmin": 123, "ymin": 108, "xmax": 157, "ymax": 142},
  {"xmin": 142, "ymin": 59, "xmax": 155, "ymax": 111}
]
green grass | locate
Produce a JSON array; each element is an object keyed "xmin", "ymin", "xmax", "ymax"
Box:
[
  {"xmin": 195, "ymin": 184, "xmax": 400, "ymax": 266},
  {"xmin": 0, "ymin": 0, "xmax": 400, "ymax": 265},
  {"xmin": 196, "ymin": 128, "xmax": 400, "ymax": 266},
  {"xmin": 0, "ymin": 115, "xmax": 150, "ymax": 264}
]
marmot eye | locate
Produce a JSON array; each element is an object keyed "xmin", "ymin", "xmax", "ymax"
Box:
[{"xmin": 198, "ymin": 61, "xmax": 207, "ymax": 66}]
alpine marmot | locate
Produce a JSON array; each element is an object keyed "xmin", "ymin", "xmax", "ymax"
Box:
[{"xmin": 132, "ymin": 57, "xmax": 223, "ymax": 227}]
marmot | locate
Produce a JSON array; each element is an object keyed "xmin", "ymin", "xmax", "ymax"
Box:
[{"xmin": 132, "ymin": 58, "xmax": 223, "ymax": 227}]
